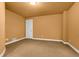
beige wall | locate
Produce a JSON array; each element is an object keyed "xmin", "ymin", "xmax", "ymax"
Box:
[
  {"xmin": 32, "ymin": 14, "xmax": 62, "ymax": 40},
  {"xmin": 5, "ymin": 9, "xmax": 25, "ymax": 40},
  {"xmin": 62, "ymin": 11, "xmax": 68, "ymax": 42},
  {"xmin": 67, "ymin": 2, "xmax": 79, "ymax": 49},
  {"xmin": 0, "ymin": 2, "xmax": 5, "ymax": 54}
]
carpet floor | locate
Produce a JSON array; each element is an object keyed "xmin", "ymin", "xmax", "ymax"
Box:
[{"xmin": 4, "ymin": 39, "xmax": 79, "ymax": 57}]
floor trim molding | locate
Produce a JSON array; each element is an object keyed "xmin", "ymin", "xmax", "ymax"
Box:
[
  {"xmin": 62, "ymin": 42, "xmax": 79, "ymax": 54},
  {"xmin": 32, "ymin": 38, "xmax": 63, "ymax": 42},
  {"xmin": 5, "ymin": 37, "xmax": 26, "ymax": 45},
  {"xmin": 0, "ymin": 47, "xmax": 6, "ymax": 57},
  {"xmin": 32, "ymin": 38, "xmax": 79, "ymax": 54}
]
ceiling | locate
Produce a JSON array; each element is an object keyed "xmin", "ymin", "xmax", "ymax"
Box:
[{"xmin": 5, "ymin": 2, "xmax": 74, "ymax": 18}]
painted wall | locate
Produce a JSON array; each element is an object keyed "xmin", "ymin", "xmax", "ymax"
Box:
[
  {"xmin": 0, "ymin": 2, "xmax": 5, "ymax": 54},
  {"xmin": 62, "ymin": 11, "xmax": 68, "ymax": 42},
  {"xmin": 32, "ymin": 14, "xmax": 62, "ymax": 40},
  {"xmin": 5, "ymin": 9, "xmax": 25, "ymax": 40},
  {"xmin": 67, "ymin": 2, "xmax": 79, "ymax": 49}
]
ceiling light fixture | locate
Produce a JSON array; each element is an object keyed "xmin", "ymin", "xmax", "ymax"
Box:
[
  {"xmin": 30, "ymin": 2, "xmax": 36, "ymax": 5},
  {"xmin": 30, "ymin": 2, "xmax": 39, "ymax": 5}
]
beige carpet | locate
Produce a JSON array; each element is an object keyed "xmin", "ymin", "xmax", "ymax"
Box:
[{"xmin": 4, "ymin": 39, "xmax": 79, "ymax": 57}]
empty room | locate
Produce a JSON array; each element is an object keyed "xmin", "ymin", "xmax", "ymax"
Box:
[{"xmin": 0, "ymin": 2, "xmax": 79, "ymax": 57}]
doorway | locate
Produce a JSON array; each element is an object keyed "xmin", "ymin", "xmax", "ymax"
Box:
[{"xmin": 25, "ymin": 19, "xmax": 33, "ymax": 38}]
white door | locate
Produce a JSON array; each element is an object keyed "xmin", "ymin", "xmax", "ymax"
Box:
[{"xmin": 26, "ymin": 19, "xmax": 33, "ymax": 38}]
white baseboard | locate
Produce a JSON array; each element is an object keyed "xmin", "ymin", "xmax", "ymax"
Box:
[
  {"xmin": 32, "ymin": 38, "xmax": 79, "ymax": 54},
  {"xmin": 32, "ymin": 38, "xmax": 63, "ymax": 42},
  {"xmin": 62, "ymin": 42, "xmax": 79, "ymax": 54},
  {"xmin": 0, "ymin": 47, "xmax": 6, "ymax": 57},
  {"xmin": 5, "ymin": 37, "xmax": 26, "ymax": 45}
]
